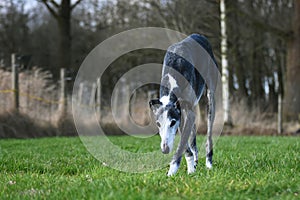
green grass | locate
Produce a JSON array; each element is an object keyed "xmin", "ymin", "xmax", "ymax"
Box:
[{"xmin": 0, "ymin": 136, "xmax": 299, "ymax": 199}]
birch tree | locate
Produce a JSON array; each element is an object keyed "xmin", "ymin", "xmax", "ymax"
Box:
[{"xmin": 220, "ymin": 0, "xmax": 233, "ymax": 126}]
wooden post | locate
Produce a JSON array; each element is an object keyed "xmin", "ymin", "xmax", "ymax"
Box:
[
  {"xmin": 96, "ymin": 78, "xmax": 101, "ymax": 119},
  {"xmin": 113, "ymin": 87, "xmax": 119, "ymax": 118},
  {"xmin": 11, "ymin": 54, "xmax": 19, "ymax": 112},
  {"xmin": 278, "ymin": 93, "xmax": 283, "ymax": 134},
  {"xmin": 58, "ymin": 68, "xmax": 67, "ymax": 116},
  {"xmin": 89, "ymin": 83, "xmax": 97, "ymax": 106},
  {"xmin": 121, "ymin": 79, "xmax": 129, "ymax": 121},
  {"xmin": 78, "ymin": 82, "xmax": 84, "ymax": 106},
  {"xmin": 277, "ymin": 51, "xmax": 284, "ymax": 135}
]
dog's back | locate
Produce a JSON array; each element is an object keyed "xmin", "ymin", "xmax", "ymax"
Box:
[{"xmin": 160, "ymin": 34, "xmax": 218, "ymax": 106}]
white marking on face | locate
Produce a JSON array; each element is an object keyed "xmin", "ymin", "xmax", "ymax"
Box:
[
  {"xmin": 159, "ymin": 110, "xmax": 169, "ymax": 143},
  {"xmin": 168, "ymin": 74, "xmax": 178, "ymax": 91},
  {"xmin": 158, "ymin": 110, "xmax": 177, "ymax": 153}
]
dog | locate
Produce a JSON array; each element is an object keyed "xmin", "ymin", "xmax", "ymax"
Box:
[{"xmin": 149, "ymin": 34, "xmax": 219, "ymax": 176}]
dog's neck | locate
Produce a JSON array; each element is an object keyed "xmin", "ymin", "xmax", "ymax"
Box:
[{"xmin": 159, "ymin": 74, "xmax": 179, "ymax": 106}]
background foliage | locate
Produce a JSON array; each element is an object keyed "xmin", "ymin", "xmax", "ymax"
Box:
[{"xmin": 0, "ymin": 0, "xmax": 299, "ymax": 137}]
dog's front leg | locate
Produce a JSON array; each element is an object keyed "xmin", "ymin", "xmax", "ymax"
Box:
[
  {"xmin": 185, "ymin": 124, "xmax": 197, "ymax": 174},
  {"xmin": 167, "ymin": 108, "xmax": 195, "ymax": 176}
]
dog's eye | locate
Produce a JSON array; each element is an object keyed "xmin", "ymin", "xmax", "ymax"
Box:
[
  {"xmin": 156, "ymin": 122, "xmax": 161, "ymax": 128},
  {"xmin": 170, "ymin": 120, "xmax": 176, "ymax": 127}
]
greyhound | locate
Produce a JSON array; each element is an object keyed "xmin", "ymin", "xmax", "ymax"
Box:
[{"xmin": 149, "ymin": 34, "xmax": 219, "ymax": 176}]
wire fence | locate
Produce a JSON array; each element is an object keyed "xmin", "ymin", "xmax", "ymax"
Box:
[
  {"xmin": 0, "ymin": 55, "xmax": 155, "ymax": 137},
  {"xmin": 0, "ymin": 54, "xmax": 289, "ymax": 138}
]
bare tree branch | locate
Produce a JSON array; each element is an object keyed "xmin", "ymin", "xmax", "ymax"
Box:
[
  {"xmin": 252, "ymin": 19, "xmax": 292, "ymax": 39},
  {"xmin": 236, "ymin": 8, "xmax": 292, "ymax": 40},
  {"xmin": 49, "ymin": 0, "xmax": 59, "ymax": 8},
  {"xmin": 71, "ymin": 0, "xmax": 83, "ymax": 10},
  {"xmin": 147, "ymin": 1, "xmax": 169, "ymax": 27},
  {"xmin": 40, "ymin": 0, "xmax": 58, "ymax": 18}
]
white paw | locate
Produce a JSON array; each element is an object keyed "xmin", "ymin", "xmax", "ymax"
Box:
[
  {"xmin": 206, "ymin": 158, "xmax": 213, "ymax": 169},
  {"xmin": 167, "ymin": 163, "xmax": 179, "ymax": 176},
  {"xmin": 186, "ymin": 156, "xmax": 196, "ymax": 174}
]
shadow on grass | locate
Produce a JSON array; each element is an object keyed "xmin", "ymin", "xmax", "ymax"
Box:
[{"xmin": 0, "ymin": 110, "xmax": 76, "ymax": 138}]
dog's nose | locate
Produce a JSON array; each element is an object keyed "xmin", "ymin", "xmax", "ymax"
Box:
[{"xmin": 161, "ymin": 143, "xmax": 170, "ymax": 154}]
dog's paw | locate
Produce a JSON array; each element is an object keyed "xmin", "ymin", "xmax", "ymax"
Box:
[
  {"xmin": 206, "ymin": 158, "xmax": 213, "ymax": 169},
  {"xmin": 186, "ymin": 156, "xmax": 196, "ymax": 174},
  {"xmin": 167, "ymin": 163, "xmax": 179, "ymax": 176}
]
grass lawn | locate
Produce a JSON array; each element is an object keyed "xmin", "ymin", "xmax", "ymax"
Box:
[{"xmin": 0, "ymin": 136, "xmax": 299, "ymax": 199}]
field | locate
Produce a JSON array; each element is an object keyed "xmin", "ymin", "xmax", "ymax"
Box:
[{"xmin": 0, "ymin": 136, "xmax": 299, "ymax": 199}]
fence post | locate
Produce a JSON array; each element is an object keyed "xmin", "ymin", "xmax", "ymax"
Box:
[
  {"xmin": 278, "ymin": 93, "xmax": 283, "ymax": 134},
  {"xmin": 277, "ymin": 51, "xmax": 284, "ymax": 135},
  {"xmin": 121, "ymin": 78, "xmax": 129, "ymax": 120},
  {"xmin": 112, "ymin": 86, "xmax": 119, "ymax": 119},
  {"xmin": 97, "ymin": 78, "xmax": 101, "ymax": 120},
  {"xmin": 89, "ymin": 83, "xmax": 97, "ymax": 106},
  {"xmin": 78, "ymin": 82, "xmax": 84, "ymax": 106},
  {"xmin": 11, "ymin": 53, "xmax": 19, "ymax": 112},
  {"xmin": 58, "ymin": 68, "xmax": 67, "ymax": 117}
]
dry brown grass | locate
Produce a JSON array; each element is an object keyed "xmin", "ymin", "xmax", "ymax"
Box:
[
  {"xmin": 0, "ymin": 110, "xmax": 57, "ymax": 138},
  {"xmin": 0, "ymin": 67, "xmax": 298, "ymax": 138},
  {"xmin": 0, "ymin": 67, "xmax": 75, "ymax": 138},
  {"xmin": 98, "ymin": 97, "xmax": 299, "ymax": 136},
  {"xmin": 223, "ymin": 99, "xmax": 299, "ymax": 136}
]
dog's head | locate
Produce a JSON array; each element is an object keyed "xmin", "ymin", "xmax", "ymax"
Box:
[{"xmin": 149, "ymin": 98, "xmax": 181, "ymax": 154}]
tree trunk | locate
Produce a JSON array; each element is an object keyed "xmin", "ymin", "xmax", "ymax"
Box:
[
  {"xmin": 230, "ymin": 2, "xmax": 248, "ymax": 99},
  {"xmin": 58, "ymin": 0, "xmax": 71, "ymax": 70},
  {"xmin": 41, "ymin": 0, "xmax": 76, "ymax": 77},
  {"xmin": 220, "ymin": 0, "xmax": 233, "ymax": 126},
  {"xmin": 250, "ymin": 27, "xmax": 265, "ymax": 109},
  {"xmin": 235, "ymin": 63, "xmax": 248, "ymax": 98},
  {"xmin": 284, "ymin": 1, "xmax": 300, "ymax": 121}
]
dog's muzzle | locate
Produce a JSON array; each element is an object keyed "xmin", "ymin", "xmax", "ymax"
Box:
[{"xmin": 161, "ymin": 143, "xmax": 170, "ymax": 154}]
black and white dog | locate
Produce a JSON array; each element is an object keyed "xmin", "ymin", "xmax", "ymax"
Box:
[{"xmin": 149, "ymin": 34, "xmax": 219, "ymax": 176}]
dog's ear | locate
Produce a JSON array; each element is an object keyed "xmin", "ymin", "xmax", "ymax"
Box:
[{"xmin": 149, "ymin": 99, "xmax": 162, "ymax": 114}]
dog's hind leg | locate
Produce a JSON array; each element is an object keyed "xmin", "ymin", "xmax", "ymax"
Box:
[
  {"xmin": 206, "ymin": 89, "xmax": 215, "ymax": 169},
  {"xmin": 168, "ymin": 107, "xmax": 195, "ymax": 176},
  {"xmin": 190, "ymin": 124, "xmax": 198, "ymax": 165}
]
